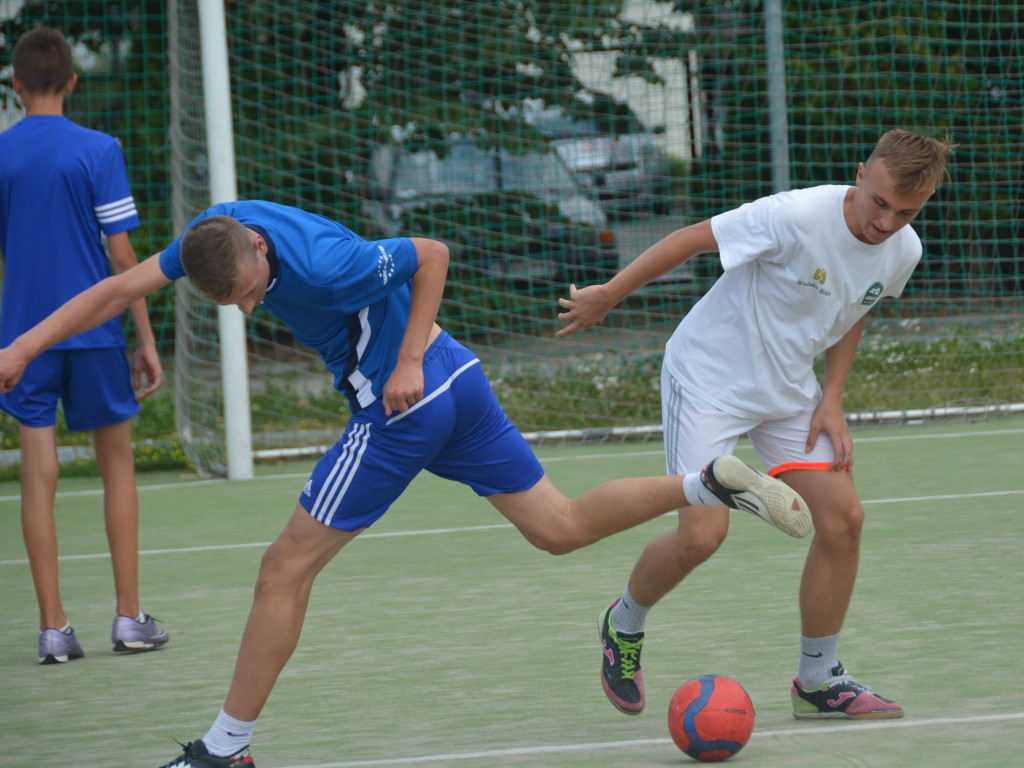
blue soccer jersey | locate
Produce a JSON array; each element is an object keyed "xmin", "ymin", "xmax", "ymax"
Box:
[
  {"xmin": 159, "ymin": 200, "xmax": 420, "ymax": 412},
  {"xmin": 0, "ymin": 115, "xmax": 140, "ymax": 349}
]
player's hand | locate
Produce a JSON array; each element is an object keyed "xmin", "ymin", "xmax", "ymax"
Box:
[
  {"xmin": 556, "ymin": 283, "xmax": 612, "ymax": 337},
  {"xmin": 382, "ymin": 359, "xmax": 425, "ymax": 417},
  {"xmin": 806, "ymin": 397, "xmax": 853, "ymax": 470},
  {"xmin": 132, "ymin": 345, "xmax": 163, "ymax": 400},
  {"xmin": 0, "ymin": 345, "xmax": 29, "ymax": 394}
]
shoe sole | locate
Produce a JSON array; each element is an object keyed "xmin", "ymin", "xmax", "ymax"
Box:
[
  {"xmin": 712, "ymin": 455, "xmax": 813, "ymax": 538},
  {"xmin": 39, "ymin": 652, "xmax": 84, "ymax": 664},
  {"xmin": 600, "ymin": 673, "xmax": 644, "ymax": 715},
  {"xmin": 793, "ymin": 707, "xmax": 904, "ymax": 720},
  {"xmin": 113, "ymin": 639, "xmax": 168, "ymax": 652},
  {"xmin": 597, "ymin": 608, "xmax": 644, "ymax": 715}
]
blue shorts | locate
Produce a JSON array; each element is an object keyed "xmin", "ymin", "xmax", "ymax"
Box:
[
  {"xmin": 0, "ymin": 347, "xmax": 139, "ymax": 431},
  {"xmin": 299, "ymin": 332, "xmax": 545, "ymax": 531}
]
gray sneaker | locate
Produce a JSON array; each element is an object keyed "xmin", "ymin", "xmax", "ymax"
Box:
[
  {"xmin": 702, "ymin": 455, "xmax": 814, "ymax": 538},
  {"xmin": 112, "ymin": 613, "xmax": 169, "ymax": 652},
  {"xmin": 39, "ymin": 627, "xmax": 85, "ymax": 665}
]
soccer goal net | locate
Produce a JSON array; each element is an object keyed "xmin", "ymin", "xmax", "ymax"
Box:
[{"xmin": 166, "ymin": 0, "xmax": 1022, "ymax": 476}]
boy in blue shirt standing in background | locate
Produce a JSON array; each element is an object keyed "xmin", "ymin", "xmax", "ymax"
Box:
[{"xmin": 0, "ymin": 26, "xmax": 167, "ymax": 663}]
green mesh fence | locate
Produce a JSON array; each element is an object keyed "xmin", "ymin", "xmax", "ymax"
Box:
[{"xmin": 2, "ymin": 2, "xmax": 1022, "ymax": 475}]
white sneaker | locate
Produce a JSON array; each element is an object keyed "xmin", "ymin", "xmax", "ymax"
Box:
[{"xmin": 701, "ymin": 455, "xmax": 813, "ymax": 538}]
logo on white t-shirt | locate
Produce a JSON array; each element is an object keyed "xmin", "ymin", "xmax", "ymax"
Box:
[
  {"xmin": 861, "ymin": 282, "xmax": 884, "ymax": 305},
  {"xmin": 797, "ymin": 268, "xmax": 832, "ymax": 296}
]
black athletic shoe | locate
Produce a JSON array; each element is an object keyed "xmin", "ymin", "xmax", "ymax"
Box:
[
  {"xmin": 158, "ymin": 739, "xmax": 255, "ymax": 768},
  {"xmin": 598, "ymin": 599, "xmax": 645, "ymax": 714}
]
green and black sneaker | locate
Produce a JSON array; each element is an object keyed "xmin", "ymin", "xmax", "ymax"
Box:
[{"xmin": 598, "ymin": 600, "xmax": 645, "ymax": 714}]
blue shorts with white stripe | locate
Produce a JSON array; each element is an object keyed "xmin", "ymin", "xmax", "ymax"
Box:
[{"xmin": 299, "ymin": 332, "xmax": 544, "ymax": 531}]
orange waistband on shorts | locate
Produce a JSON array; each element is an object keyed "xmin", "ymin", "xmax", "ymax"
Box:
[{"xmin": 768, "ymin": 461, "xmax": 836, "ymax": 477}]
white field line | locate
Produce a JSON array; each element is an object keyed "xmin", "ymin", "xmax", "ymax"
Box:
[
  {"xmin": 280, "ymin": 711, "xmax": 1024, "ymax": 768},
  {"xmin": 1, "ymin": 426, "xmax": 1022, "ymax": 504},
  {"xmin": 0, "ymin": 486, "xmax": 1021, "ymax": 567}
]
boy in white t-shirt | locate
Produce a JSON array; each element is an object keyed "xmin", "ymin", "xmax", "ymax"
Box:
[{"xmin": 557, "ymin": 129, "xmax": 952, "ymax": 720}]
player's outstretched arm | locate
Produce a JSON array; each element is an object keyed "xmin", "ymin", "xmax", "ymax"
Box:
[
  {"xmin": 0, "ymin": 254, "xmax": 172, "ymax": 393},
  {"xmin": 556, "ymin": 219, "xmax": 718, "ymax": 337}
]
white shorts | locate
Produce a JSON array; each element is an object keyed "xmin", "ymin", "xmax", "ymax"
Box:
[{"xmin": 661, "ymin": 368, "xmax": 836, "ymax": 476}]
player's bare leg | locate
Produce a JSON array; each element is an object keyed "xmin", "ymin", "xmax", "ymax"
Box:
[
  {"xmin": 19, "ymin": 424, "xmax": 65, "ymax": 630},
  {"xmin": 594, "ymin": 454, "xmax": 813, "ymax": 714},
  {"xmin": 158, "ymin": 506, "xmax": 351, "ymax": 766},
  {"xmin": 94, "ymin": 419, "xmax": 141, "ymax": 620},
  {"xmin": 631, "ymin": 505, "xmax": 729, "ymax": 605},
  {"xmin": 223, "ymin": 505, "xmax": 360, "ymax": 721},
  {"xmin": 780, "ymin": 468, "xmax": 903, "ymax": 719},
  {"xmin": 96, "ymin": 419, "xmax": 168, "ymax": 651},
  {"xmin": 598, "ymin": 503, "xmax": 729, "ymax": 713},
  {"xmin": 498, "ymin": 455, "xmax": 808, "ymax": 715},
  {"xmin": 488, "ymin": 457, "xmax": 806, "ymax": 556},
  {"xmin": 780, "ymin": 469, "xmax": 862, "ymax": 638},
  {"xmin": 20, "ymin": 424, "xmax": 85, "ymax": 663},
  {"xmin": 487, "ymin": 473, "xmax": 689, "ymax": 555}
]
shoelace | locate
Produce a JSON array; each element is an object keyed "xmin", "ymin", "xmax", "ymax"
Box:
[
  {"xmin": 164, "ymin": 740, "xmax": 194, "ymax": 767},
  {"xmin": 829, "ymin": 674, "xmax": 871, "ymax": 694},
  {"xmin": 615, "ymin": 636, "xmax": 643, "ymax": 679}
]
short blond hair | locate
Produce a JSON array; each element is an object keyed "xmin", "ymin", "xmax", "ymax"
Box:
[
  {"xmin": 867, "ymin": 129, "xmax": 954, "ymax": 193},
  {"xmin": 180, "ymin": 215, "xmax": 256, "ymax": 301}
]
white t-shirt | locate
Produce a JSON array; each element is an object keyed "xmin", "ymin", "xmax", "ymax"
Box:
[{"xmin": 662, "ymin": 185, "xmax": 921, "ymax": 420}]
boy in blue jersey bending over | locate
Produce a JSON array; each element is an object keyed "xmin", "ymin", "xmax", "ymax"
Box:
[
  {"xmin": 0, "ymin": 199, "xmax": 810, "ymax": 767},
  {"xmin": 0, "ymin": 26, "xmax": 167, "ymax": 664}
]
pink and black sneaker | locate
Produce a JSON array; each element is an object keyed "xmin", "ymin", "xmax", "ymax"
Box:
[
  {"xmin": 598, "ymin": 600, "xmax": 645, "ymax": 715},
  {"xmin": 792, "ymin": 662, "xmax": 904, "ymax": 719}
]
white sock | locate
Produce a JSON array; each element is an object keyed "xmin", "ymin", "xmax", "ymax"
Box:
[
  {"xmin": 203, "ymin": 709, "xmax": 256, "ymax": 758},
  {"xmin": 798, "ymin": 633, "xmax": 840, "ymax": 689},
  {"xmin": 683, "ymin": 470, "xmax": 721, "ymax": 507},
  {"xmin": 611, "ymin": 583, "xmax": 650, "ymax": 635},
  {"xmin": 136, "ymin": 611, "xmax": 147, "ymax": 623}
]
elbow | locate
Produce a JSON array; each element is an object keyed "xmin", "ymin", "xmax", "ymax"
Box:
[
  {"xmin": 429, "ymin": 239, "xmax": 449, "ymax": 274},
  {"xmin": 413, "ymin": 237, "xmax": 449, "ymax": 274}
]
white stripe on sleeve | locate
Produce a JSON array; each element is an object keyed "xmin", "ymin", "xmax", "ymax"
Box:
[{"xmin": 95, "ymin": 196, "xmax": 138, "ymax": 224}]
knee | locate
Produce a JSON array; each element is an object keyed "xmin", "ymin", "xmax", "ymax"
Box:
[
  {"xmin": 253, "ymin": 542, "xmax": 300, "ymax": 595},
  {"xmin": 522, "ymin": 499, "xmax": 583, "ymax": 556},
  {"xmin": 814, "ymin": 501, "xmax": 864, "ymax": 546},
  {"xmin": 527, "ymin": 530, "xmax": 579, "ymax": 557},
  {"xmin": 680, "ymin": 521, "xmax": 727, "ymax": 564},
  {"xmin": 20, "ymin": 459, "xmax": 59, "ymax": 489}
]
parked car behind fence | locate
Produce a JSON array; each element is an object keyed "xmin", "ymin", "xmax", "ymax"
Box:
[
  {"xmin": 364, "ymin": 140, "xmax": 619, "ymax": 291},
  {"xmin": 527, "ymin": 109, "xmax": 673, "ymax": 218}
]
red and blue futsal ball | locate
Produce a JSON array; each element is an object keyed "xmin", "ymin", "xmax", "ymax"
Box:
[{"xmin": 667, "ymin": 674, "xmax": 755, "ymax": 762}]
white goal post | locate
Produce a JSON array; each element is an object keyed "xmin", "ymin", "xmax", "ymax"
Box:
[{"xmin": 170, "ymin": 0, "xmax": 252, "ymax": 479}]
